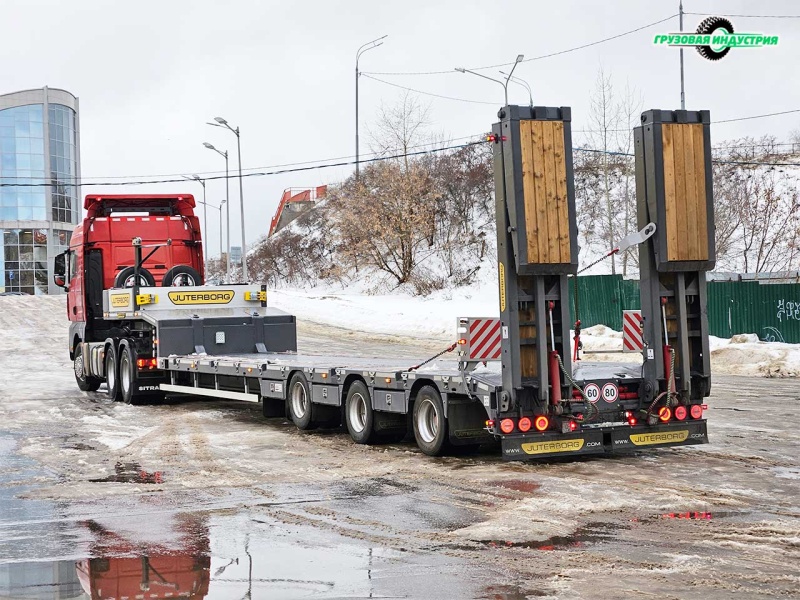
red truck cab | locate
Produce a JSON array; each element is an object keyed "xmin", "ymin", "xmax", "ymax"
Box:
[{"xmin": 54, "ymin": 194, "xmax": 204, "ymax": 366}]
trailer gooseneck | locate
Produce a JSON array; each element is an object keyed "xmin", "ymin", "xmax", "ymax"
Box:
[{"xmin": 55, "ymin": 106, "xmax": 715, "ymax": 460}]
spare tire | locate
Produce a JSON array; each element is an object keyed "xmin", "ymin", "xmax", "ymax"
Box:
[
  {"xmin": 162, "ymin": 265, "xmax": 202, "ymax": 287},
  {"xmin": 114, "ymin": 267, "xmax": 156, "ymax": 288}
]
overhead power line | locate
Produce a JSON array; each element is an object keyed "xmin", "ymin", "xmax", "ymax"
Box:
[
  {"xmin": 684, "ymin": 12, "xmax": 800, "ymax": 19},
  {"xmin": 0, "ymin": 140, "xmax": 486, "ymax": 188},
  {"xmin": 31, "ymin": 134, "xmax": 481, "ymax": 182},
  {"xmin": 363, "ymin": 13, "xmax": 678, "ymax": 77},
  {"xmin": 361, "ymin": 74, "xmax": 496, "ymax": 106}
]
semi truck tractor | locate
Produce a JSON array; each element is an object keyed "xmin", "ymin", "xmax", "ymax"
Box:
[{"xmin": 55, "ymin": 107, "xmax": 713, "ymax": 460}]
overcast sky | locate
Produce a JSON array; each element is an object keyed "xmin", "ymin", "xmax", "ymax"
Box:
[{"xmin": 1, "ymin": 0, "xmax": 797, "ymax": 256}]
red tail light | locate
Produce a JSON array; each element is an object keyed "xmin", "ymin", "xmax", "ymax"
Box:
[
  {"xmin": 569, "ymin": 420, "xmax": 578, "ymax": 431},
  {"xmin": 690, "ymin": 404, "xmax": 703, "ymax": 419},
  {"xmin": 628, "ymin": 416, "xmax": 638, "ymax": 426},
  {"xmin": 518, "ymin": 417, "xmax": 532, "ymax": 432},
  {"xmin": 136, "ymin": 358, "xmax": 158, "ymax": 370},
  {"xmin": 658, "ymin": 407, "xmax": 672, "ymax": 422},
  {"xmin": 674, "ymin": 405, "xmax": 688, "ymax": 421},
  {"xmin": 500, "ymin": 419, "xmax": 515, "ymax": 434},
  {"xmin": 534, "ymin": 416, "xmax": 549, "ymax": 432}
]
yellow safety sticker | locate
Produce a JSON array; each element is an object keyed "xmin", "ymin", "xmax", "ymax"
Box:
[
  {"xmin": 110, "ymin": 293, "xmax": 130, "ymax": 308},
  {"xmin": 499, "ymin": 262, "xmax": 506, "ymax": 312}
]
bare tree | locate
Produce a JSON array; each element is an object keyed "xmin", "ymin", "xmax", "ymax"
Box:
[
  {"xmin": 369, "ymin": 91, "xmax": 432, "ymax": 171},
  {"xmin": 712, "ymin": 137, "xmax": 800, "ymax": 272}
]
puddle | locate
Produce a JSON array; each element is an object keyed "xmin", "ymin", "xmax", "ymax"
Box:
[
  {"xmin": 1, "ymin": 509, "xmax": 498, "ymax": 599},
  {"xmin": 89, "ymin": 461, "xmax": 164, "ymax": 484}
]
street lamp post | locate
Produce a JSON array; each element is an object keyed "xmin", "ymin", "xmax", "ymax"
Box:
[
  {"xmin": 456, "ymin": 54, "xmax": 524, "ymax": 107},
  {"xmin": 203, "ymin": 142, "xmax": 230, "ymax": 281},
  {"xmin": 194, "ymin": 199, "xmax": 226, "ymax": 280},
  {"xmin": 182, "ymin": 174, "xmax": 208, "ymax": 275},
  {"xmin": 208, "ymin": 117, "xmax": 248, "ymax": 281},
  {"xmin": 499, "ymin": 71, "xmax": 533, "ymax": 107},
  {"xmin": 355, "ymin": 35, "xmax": 387, "ymax": 179}
]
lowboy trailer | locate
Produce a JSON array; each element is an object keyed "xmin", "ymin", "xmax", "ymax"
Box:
[{"xmin": 56, "ymin": 106, "xmax": 715, "ymax": 460}]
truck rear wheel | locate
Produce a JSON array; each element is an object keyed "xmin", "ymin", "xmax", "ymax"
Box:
[
  {"xmin": 74, "ymin": 353, "xmax": 101, "ymax": 392},
  {"xmin": 105, "ymin": 345, "xmax": 121, "ymax": 401},
  {"xmin": 413, "ymin": 385, "xmax": 449, "ymax": 456},
  {"xmin": 119, "ymin": 345, "xmax": 146, "ymax": 405},
  {"xmin": 345, "ymin": 381, "xmax": 375, "ymax": 444},
  {"xmin": 288, "ymin": 373, "xmax": 316, "ymax": 431}
]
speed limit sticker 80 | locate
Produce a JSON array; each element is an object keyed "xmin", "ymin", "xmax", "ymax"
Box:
[
  {"xmin": 601, "ymin": 382, "xmax": 619, "ymax": 403},
  {"xmin": 583, "ymin": 383, "xmax": 601, "ymax": 403}
]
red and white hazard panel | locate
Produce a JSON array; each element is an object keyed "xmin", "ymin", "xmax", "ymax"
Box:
[
  {"xmin": 622, "ymin": 310, "xmax": 644, "ymax": 352},
  {"xmin": 458, "ymin": 317, "xmax": 502, "ymax": 361}
]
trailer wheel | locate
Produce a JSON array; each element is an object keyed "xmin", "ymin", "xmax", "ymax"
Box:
[
  {"xmin": 288, "ymin": 373, "xmax": 316, "ymax": 430},
  {"xmin": 345, "ymin": 381, "xmax": 375, "ymax": 444},
  {"xmin": 162, "ymin": 265, "xmax": 202, "ymax": 287},
  {"xmin": 105, "ymin": 345, "xmax": 121, "ymax": 401},
  {"xmin": 114, "ymin": 267, "xmax": 155, "ymax": 288},
  {"xmin": 413, "ymin": 385, "xmax": 449, "ymax": 456},
  {"xmin": 74, "ymin": 352, "xmax": 101, "ymax": 392}
]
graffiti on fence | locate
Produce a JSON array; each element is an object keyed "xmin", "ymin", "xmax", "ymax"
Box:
[
  {"xmin": 776, "ymin": 299, "xmax": 800, "ymax": 322},
  {"xmin": 761, "ymin": 326, "xmax": 786, "ymax": 343}
]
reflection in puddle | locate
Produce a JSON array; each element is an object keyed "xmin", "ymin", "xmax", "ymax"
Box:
[
  {"xmin": 78, "ymin": 514, "xmax": 210, "ymax": 599},
  {"xmin": 89, "ymin": 462, "xmax": 164, "ymax": 484}
]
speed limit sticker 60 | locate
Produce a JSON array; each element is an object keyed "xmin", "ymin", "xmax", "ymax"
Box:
[
  {"xmin": 601, "ymin": 382, "xmax": 619, "ymax": 403},
  {"xmin": 583, "ymin": 383, "xmax": 601, "ymax": 403}
]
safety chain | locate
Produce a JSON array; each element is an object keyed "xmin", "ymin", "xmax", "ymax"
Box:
[
  {"xmin": 555, "ymin": 352, "xmax": 600, "ymax": 422},
  {"xmin": 645, "ymin": 347, "xmax": 679, "ymax": 419},
  {"xmin": 408, "ymin": 342, "xmax": 458, "ymax": 372}
]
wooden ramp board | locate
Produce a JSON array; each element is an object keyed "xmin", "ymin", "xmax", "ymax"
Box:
[
  {"xmin": 661, "ymin": 123, "xmax": 709, "ymax": 262},
  {"xmin": 520, "ymin": 120, "xmax": 571, "ymax": 265}
]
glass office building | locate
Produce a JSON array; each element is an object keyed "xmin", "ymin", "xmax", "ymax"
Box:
[{"xmin": 0, "ymin": 87, "xmax": 81, "ymax": 294}]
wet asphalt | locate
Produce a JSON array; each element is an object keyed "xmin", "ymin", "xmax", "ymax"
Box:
[{"xmin": 0, "ymin": 308, "xmax": 799, "ymax": 599}]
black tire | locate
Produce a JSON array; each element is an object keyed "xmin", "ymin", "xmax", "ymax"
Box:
[
  {"xmin": 345, "ymin": 381, "xmax": 376, "ymax": 444},
  {"xmin": 288, "ymin": 372, "xmax": 316, "ymax": 430},
  {"xmin": 74, "ymin": 352, "xmax": 101, "ymax": 392},
  {"xmin": 119, "ymin": 344, "xmax": 146, "ymax": 405},
  {"xmin": 114, "ymin": 267, "xmax": 155, "ymax": 288},
  {"xmin": 695, "ymin": 16, "xmax": 733, "ymax": 61},
  {"xmin": 412, "ymin": 385, "xmax": 449, "ymax": 456},
  {"xmin": 105, "ymin": 344, "xmax": 121, "ymax": 401},
  {"xmin": 162, "ymin": 265, "xmax": 202, "ymax": 287}
]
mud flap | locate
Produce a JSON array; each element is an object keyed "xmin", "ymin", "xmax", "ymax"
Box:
[
  {"xmin": 607, "ymin": 420, "xmax": 708, "ymax": 453},
  {"xmin": 501, "ymin": 429, "xmax": 605, "ymax": 460}
]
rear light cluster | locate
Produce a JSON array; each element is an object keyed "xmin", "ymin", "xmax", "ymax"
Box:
[
  {"xmin": 625, "ymin": 404, "xmax": 706, "ymax": 426},
  {"xmin": 137, "ymin": 358, "xmax": 158, "ymax": 370},
  {"xmin": 487, "ymin": 416, "xmax": 578, "ymax": 434}
]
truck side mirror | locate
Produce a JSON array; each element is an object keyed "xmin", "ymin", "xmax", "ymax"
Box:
[{"xmin": 53, "ymin": 252, "xmax": 68, "ymax": 289}]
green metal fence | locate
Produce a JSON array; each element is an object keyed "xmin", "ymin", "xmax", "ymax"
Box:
[{"xmin": 569, "ymin": 275, "xmax": 800, "ymax": 343}]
